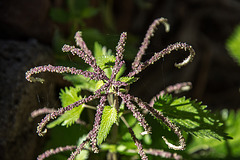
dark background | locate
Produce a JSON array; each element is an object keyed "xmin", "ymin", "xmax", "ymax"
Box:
[{"xmin": 1, "ymin": 0, "xmax": 240, "ymax": 159}]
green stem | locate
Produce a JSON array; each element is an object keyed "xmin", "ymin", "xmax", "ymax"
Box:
[{"xmin": 82, "ymin": 104, "xmax": 96, "ymax": 110}]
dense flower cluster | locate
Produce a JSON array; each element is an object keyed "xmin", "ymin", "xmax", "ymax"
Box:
[{"xmin": 26, "ymin": 18, "xmax": 195, "ymax": 160}]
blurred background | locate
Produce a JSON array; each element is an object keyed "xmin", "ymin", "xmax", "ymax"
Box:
[{"xmin": 1, "ymin": 0, "xmax": 240, "ymax": 159}]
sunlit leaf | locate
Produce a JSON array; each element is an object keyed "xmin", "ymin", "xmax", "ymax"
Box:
[
  {"xmin": 153, "ymin": 94, "xmax": 231, "ymax": 140},
  {"xmin": 118, "ymin": 76, "xmax": 139, "ymax": 85},
  {"xmin": 97, "ymin": 106, "xmax": 117, "ymax": 145},
  {"xmin": 47, "ymin": 87, "xmax": 84, "ymax": 128}
]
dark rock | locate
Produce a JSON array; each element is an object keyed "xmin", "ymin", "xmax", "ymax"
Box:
[{"xmin": 0, "ymin": 40, "xmax": 58, "ymax": 160}]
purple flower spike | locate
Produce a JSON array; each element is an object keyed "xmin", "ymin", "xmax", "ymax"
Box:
[
  {"xmin": 144, "ymin": 148, "xmax": 182, "ymax": 160},
  {"xmin": 37, "ymin": 94, "xmax": 102, "ymax": 136},
  {"xmin": 37, "ymin": 145, "xmax": 76, "ymax": 160},
  {"xmin": 131, "ymin": 95, "xmax": 186, "ymax": 150},
  {"xmin": 25, "ymin": 64, "xmax": 105, "ymax": 82},
  {"xmin": 128, "ymin": 127, "xmax": 148, "ymax": 160},
  {"xmin": 132, "ymin": 18, "xmax": 169, "ymax": 70},
  {"xmin": 68, "ymin": 138, "xmax": 90, "ymax": 160},
  {"xmin": 128, "ymin": 42, "xmax": 195, "ymax": 77},
  {"xmin": 118, "ymin": 92, "xmax": 151, "ymax": 134},
  {"xmin": 89, "ymin": 95, "xmax": 107, "ymax": 153},
  {"xmin": 62, "ymin": 44, "xmax": 107, "ymax": 78}
]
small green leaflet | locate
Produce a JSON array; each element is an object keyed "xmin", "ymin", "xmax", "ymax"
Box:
[
  {"xmin": 47, "ymin": 86, "xmax": 84, "ymax": 128},
  {"xmin": 118, "ymin": 76, "xmax": 139, "ymax": 85},
  {"xmin": 153, "ymin": 94, "xmax": 231, "ymax": 140},
  {"xmin": 97, "ymin": 106, "xmax": 117, "ymax": 145}
]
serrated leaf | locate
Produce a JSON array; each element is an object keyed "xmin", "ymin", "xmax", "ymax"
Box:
[
  {"xmin": 97, "ymin": 106, "xmax": 117, "ymax": 145},
  {"xmin": 187, "ymin": 109, "xmax": 240, "ymax": 159},
  {"xmin": 60, "ymin": 86, "xmax": 82, "ymax": 107},
  {"xmin": 63, "ymin": 74, "xmax": 97, "ymax": 92},
  {"xmin": 115, "ymin": 65, "xmax": 126, "ymax": 80},
  {"xmin": 94, "ymin": 42, "xmax": 114, "ymax": 68},
  {"xmin": 153, "ymin": 94, "xmax": 230, "ymax": 140},
  {"xmin": 47, "ymin": 87, "xmax": 84, "ymax": 128}
]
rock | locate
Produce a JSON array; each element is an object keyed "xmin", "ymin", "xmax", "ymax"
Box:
[{"xmin": 0, "ymin": 40, "xmax": 57, "ymax": 160}]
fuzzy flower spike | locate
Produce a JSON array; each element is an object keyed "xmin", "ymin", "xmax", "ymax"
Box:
[{"xmin": 26, "ymin": 17, "xmax": 195, "ymax": 160}]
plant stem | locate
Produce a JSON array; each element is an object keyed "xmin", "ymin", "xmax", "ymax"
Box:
[{"xmin": 82, "ymin": 104, "xmax": 96, "ymax": 110}]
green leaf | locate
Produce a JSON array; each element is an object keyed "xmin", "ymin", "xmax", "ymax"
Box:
[
  {"xmin": 95, "ymin": 80, "xmax": 105, "ymax": 90},
  {"xmin": 59, "ymin": 86, "xmax": 82, "ymax": 107},
  {"xmin": 187, "ymin": 109, "xmax": 240, "ymax": 159},
  {"xmin": 118, "ymin": 76, "xmax": 139, "ymax": 84},
  {"xmin": 94, "ymin": 42, "xmax": 115, "ymax": 68},
  {"xmin": 226, "ymin": 25, "xmax": 240, "ymax": 65},
  {"xmin": 153, "ymin": 94, "xmax": 231, "ymax": 140},
  {"xmin": 93, "ymin": 42, "xmax": 117, "ymax": 78},
  {"xmin": 47, "ymin": 87, "xmax": 84, "ymax": 128},
  {"xmin": 63, "ymin": 74, "xmax": 97, "ymax": 92},
  {"xmin": 97, "ymin": 106, "xmax": 117, "ymax": 145}
]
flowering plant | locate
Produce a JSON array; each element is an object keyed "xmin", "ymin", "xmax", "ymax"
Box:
[{"xmin": 26, "ymin": 18, "xmax": 228, "ymax": 160}]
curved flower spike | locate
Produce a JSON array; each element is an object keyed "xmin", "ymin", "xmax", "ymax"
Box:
[
  {"xmin": 37, "ymin": 94, "xmax": 102, "ymax": 136},
  {"xmin": 25, "ymin": 64, "xmax": 105, "ymax": 83},
  {"xmin": 128, "ymin": 42, "xmax": 195, "ymax": 77},
  {"xmin": 31, "ymin": 107, "xmax": 56, "ymax": 118},
  {"xmin": 130, "ymin": 95, "xmax": 186, "ymax": 150},
  {"xmin": 121, "ymin": 116, "xmax": 148, "ymax": 160},
  {"xmin": 74, "ymin": 31, "xmax": 93, "ymax": 56},
  {"xmin": 132, "ymin": 17, "xmax": 169, "ymax": 70},
  {"xmin": 68, "ymin": 138, "xmax": 90, "ymax": 160},
  {"xmin": 118, "ymin": 92, "xmax": 152, "ymax": 134},
  {"xmin": 37, "ymin": 145, "xmax": 76, "ymax": 160},
  {"xmin": 144, "ymin": 148, "xmax": 182, "ymax": 160},
  {"xmin": 62, "ymin": 45, "xmax": 107, "ymax": 78},
  {"xmin": 89, "ymin": 95, "xmax": 107, "ymax": 153}
]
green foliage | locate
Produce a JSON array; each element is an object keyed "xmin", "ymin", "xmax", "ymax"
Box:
[
  {"xmin": 64, "ymin": 74, "xmax": 97, "ymax": 92},
  {"xmin": 118, "ymin": 76, "xmax": 139, "ymax": 84},
  {"xmin": 226, "ymin": 24, "xmax": 240, "ymax": 65},
  {"xmin": 60, "ymin": 87, "xmax": 82, "ymax": 107},
  {"xmin": 153, "ymin": 94, "xmax": 231, "ymax": 140},
  {"xmin": 48, "ymin": 87, "xmax": 84, "ymax": 128},
  {"xmin": 97, "ymin": 106, "xmax": 118, "ymax": 145},
  {"xmin": 186, "ymin": 109, "xmax": 240, "ymax": 159}
]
